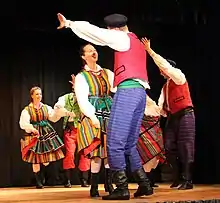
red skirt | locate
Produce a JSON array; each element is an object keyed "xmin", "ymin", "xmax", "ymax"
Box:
[{"xmin": 137, "ymin": 115, "xmax": 166, "ymax": 165}]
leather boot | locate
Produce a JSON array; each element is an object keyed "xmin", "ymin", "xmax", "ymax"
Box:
[
  {"xmin": 178, "ymin": 162, "xmax": 193, "ymax": 190},
  {"xmin": 63, "ymin": 169, "xmax": 72, "ymax": 188},
  {"xmin": 102, "ymin": 170, "xmax": 130, "ymax": 200},
  {"xmin": 79, "ymin": 170, "xmax": 89, "ymax": 187},
  {"xmin": 34, "ymin": 171, "xmax": 44, "ymax": 189},
  {"xmin": 90, "ymin": 173, "xmax": 100, "ymax": 197},
  {"xmin": 46, "ymin": 164, "xmax": 58, "ymax": 186},
  {"xmin": 133, "ymin": 168, "xmax": 153, "ymax": 197},
  {"xmin": 40, "ymin": 165, "xmax": 46, "ymax": 185},
  {"xmin": 104, "ymin": 168, "xmax": 114, "ymax": 194},
  {"xmin": 147, "ymin": 170, "xmax": 158, "ymax": 187}
]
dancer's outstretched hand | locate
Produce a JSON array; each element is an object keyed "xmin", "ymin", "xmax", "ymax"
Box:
[
  {"xmin": 141, "ymin": 37, "xmax": 151, "ymax": 50},
  {"xmin": 69, "ymin": 74, "xmax": 75, "ymax": 86},
  {"xmin": 57, "ymin": 13, "xmax": 66, "ymax": 29}
]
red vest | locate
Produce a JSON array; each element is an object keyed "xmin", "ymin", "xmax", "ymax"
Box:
[
  {"xmin": 163, "ymin": 80, "xmax": 193, "ymax": 114},
  {"xmin": 113, "ymin": 33, "xmax": 148, "ymax": 87}
]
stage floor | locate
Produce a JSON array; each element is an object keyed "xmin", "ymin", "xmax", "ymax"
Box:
[{"xmin": 0, "ymin": 184, "xmax": 220, "ymax": 203}]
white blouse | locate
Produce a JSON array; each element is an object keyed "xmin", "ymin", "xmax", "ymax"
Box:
[
  {"xmin": 145, "ymin": 96, "xmax": 161, "ymax": 117},
  {"xmin": 74, "ymin": 64, "xmax": 116, "ymax": 120},
  {"xmin": 19, "ymin": 103, "xmax": 60, "ymax": 133}
]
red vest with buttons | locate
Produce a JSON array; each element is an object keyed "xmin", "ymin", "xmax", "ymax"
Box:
[
  {"xmin": 163, "ymin": 80, "xmax": 193, "ymax": 114},
  {"xmin": 113, "ymin": 32, "xmax": 148, "ymax": 87}
]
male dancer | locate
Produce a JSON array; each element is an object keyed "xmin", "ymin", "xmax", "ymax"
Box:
[
  {"xmin": 141, "ymin": 37, "xmax": 195, "ymax": 190},
  {"xmin": 57, "ymin": 13, "xmax": 153, "ymax": 200},
  {"xmin": 54, "ymin": 75, "xmax": 90, "ymax": 188}
]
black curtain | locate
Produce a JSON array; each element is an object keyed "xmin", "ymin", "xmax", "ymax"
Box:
[{"xmin": 0, "ymin": 0, "xmax": 216, "ymax": 187}]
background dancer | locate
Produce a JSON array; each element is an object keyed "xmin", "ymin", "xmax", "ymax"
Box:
[
  {"xmin": 54, "ymin": 75, "xmax": 90, "ymax": 188},
  {"xmin": 137, "ymin": 96, "xmax": 166, "ymax": 187},
  {"xmin": 142, "ymin": 37, "xmax": 195, "ymax": 190},
  {"xmin": 19, "ymin": 86, "xmax": 73, "ymax": 189}
]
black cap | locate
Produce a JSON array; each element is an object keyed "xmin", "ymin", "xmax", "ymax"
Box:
[
  {"xmin": 104, "ymin": 14, "xmax": 128, "ymax": 28},
  {"xmin": 167, "ymin": 59, "xmax": 176, "ymax": 67}
]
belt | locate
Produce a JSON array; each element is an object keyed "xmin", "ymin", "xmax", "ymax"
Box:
[{"xmin": 168, "ymin": 107, "xmax": 194, "ymax": 118}]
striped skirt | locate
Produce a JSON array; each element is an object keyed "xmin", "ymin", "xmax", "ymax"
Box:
[
  {"xmin": 77, "ymin": 111, "xmax": 109, "ymax": 159},
  {"xmin": 137, "ymin": 115, "xmax": 166, "ymax": 165},
  {"xmin": 20, "ymin": 123, "xmax": 64, "ymax": 164}
]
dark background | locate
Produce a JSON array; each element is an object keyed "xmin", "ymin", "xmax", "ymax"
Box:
[{"xmin": 0, "ymin": 0, "xmax": 216, "ymax": 187}]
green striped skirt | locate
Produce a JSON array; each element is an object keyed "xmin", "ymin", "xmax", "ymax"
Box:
[
  {"xmin": 21, "ymin": 121, "xmax": 64, "ymax": 164},
  {"xmin": 77, "ymin": 96, "xmax": 112, "ymax": 159}
]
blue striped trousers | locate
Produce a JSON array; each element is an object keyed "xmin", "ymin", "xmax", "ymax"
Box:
[{"xmin": 107, "ymin": 87, "xmax": 146, "ymax": 172}]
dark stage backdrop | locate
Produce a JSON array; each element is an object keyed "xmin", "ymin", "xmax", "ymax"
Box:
[{"xmin": 0, "ymin": 0, "xmax": 216, "ymax": 187}]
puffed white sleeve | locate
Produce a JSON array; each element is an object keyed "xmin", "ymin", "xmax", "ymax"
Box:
[
  {"xmin": 54, "ymin": 95, "xmax": 69, "ymax": 118},
  {"xmin": 65, "ymin": 20, "xmax": 130, "ymax": 52},
  {"xmin": 158, "ymin": 89, "xmax": 167, "ymax": 117},
  {"xmin": 74, "ymin": 73, "xmax": 96, "ymax": 120},
  {"xmin": 46, "ymin": 105, "xmax": 62, "ymax": 123},
  {"xmin": 54, "ymin": 95, "xmax": 65, "ymax": 108},
  {"xmin": 148, "ymin": 48, "xmax": 186, "ymax": 85},
  {"xmin": 19, "ymin": 109, "xmax": 36, "ymax": 133}
]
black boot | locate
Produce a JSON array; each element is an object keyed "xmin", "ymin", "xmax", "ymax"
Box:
[
  {"xmin": 46, "ymin": 164, "xmax": 59, "ymax": 186},
  {"xmin": 104, "ymin": 168, "xmax": 114, "ymax": 194},
  {"xmin": 90, "ymin": 173, "xmax": 100, "ymax": 197},
  {"xmin": 169, "ymin": 156, "xmax": 181, "ymax": 188},
  {"xmin": 34, "ymin": 171, "xmax": 44, "ymax": 189},
  {"xmin": 64, "ymin": 169, "xmax": 72, "ymax": 188},
  {"xmin": 102, "ymin": 170, "xmax": 130, "ymax": 200},
  {"xmin": 40, "ymin": 165, "xmax": 46, "ymax": 185},
  {"xmin": 147, "ymin": 170, "xmax": 158, "ymax": 188},
  {"xmin": 178, "ymin": 162, "xmax": 193, "ymax": 190},
  {"xmin": 79, "ymin": 170, "xmax": 89, "ymax": 187},
  {"xmin": 133, "ymin": 168, "xmax": 153, "ymax": 197}
]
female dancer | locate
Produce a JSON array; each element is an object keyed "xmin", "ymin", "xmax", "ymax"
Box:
[
  {"xmin": 74, "ymin": 43, "xmax": 116, "ymax": 197},
  {"xmin": 19, "ymin": 86, "xmax": 74, "ymax": 188},
  {"xmin": 137, "ymin": 96, "xmax": 166, "ymax": 186}
]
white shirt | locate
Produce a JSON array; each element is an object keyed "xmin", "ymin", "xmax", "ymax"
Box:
[
  {"xmin": 19, "ymin": 103, "xmax": 60, "ymax": 133},
  {"xmin": 65, "ymin": 20, "xmax": 150, "ymax": 89},
  {"xmin": 74, "ymin": 64, "xmax": 116, "ymax": 120},
  {"xmin": 147, "ymin": 49, "xmax": 186, "ymax": 117},
  {"xmin": 145, "ymin": 96, "xmax": 160, "ymax": 117}
]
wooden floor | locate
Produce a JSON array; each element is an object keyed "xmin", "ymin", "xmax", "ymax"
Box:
[{"xmin": 0, "ymin": 184, "xmax": 220, "ymax": 203}]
